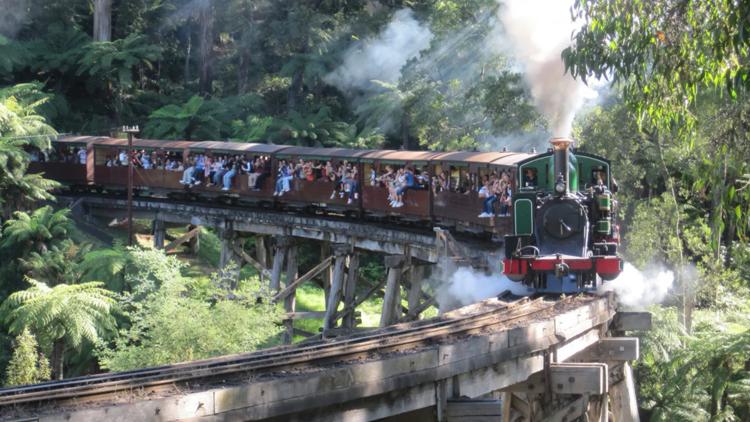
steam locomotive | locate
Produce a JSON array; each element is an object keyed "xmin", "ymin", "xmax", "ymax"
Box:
[
  {"xmin": 502, "ymin": 138, "xmax": 623, "ymax": 293},
  {"xmin": 31, "ymin": 135, "xmax": 622, "ymax": 294}
]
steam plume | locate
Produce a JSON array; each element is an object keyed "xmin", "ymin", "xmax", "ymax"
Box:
[
  {"xmin": 599, "ymin": 263, "xmax": 674, "ymax": 308},
  {"xmin": 433, "ymin": 262, "xmax": 531, "ymax": 312},
  {"xmin": 324, "ymin": 9, "xmax": 433, "ymax": 91},
  {"xmin": 497, "ymin": 0, "xmax": 595, "ymax": 136},
  {"xmin": 0, "ymin": 0, "xmax": 29, "ymax": 38}
]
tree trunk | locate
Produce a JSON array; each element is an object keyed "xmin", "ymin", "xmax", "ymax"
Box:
[
  {"xmin": 198, "ymin": 3, "xmax": 215, "ymax": 95},
  {"xmin": 51, "ymin": 338, "xmax": 65, "ymax": 380},
  {"xmin": 184, "ymin": 26, "xmax": 192, "ymax": 85},
  {"xmin": 93, "ymin": 0, "xmax": 113, "ymax": 42},
  {"xmin": 287, "ymin": 68, "xmax": 304, "ymax": 112},
  {"xmin": 401, "ymin": 113, "xmax": 410, "ymax": 150}
]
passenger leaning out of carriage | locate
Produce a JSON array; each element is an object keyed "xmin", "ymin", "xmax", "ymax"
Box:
[
  {"xmin": 274, "ymin": 160, "xmax": 293, "ymax": 196},
  {"xmin": 498, "ymin": 180, "xmax": 512, "ymax": 217},
  {"xmin": 478, "ymin": 177, "xmax": 500, "ymax": 218},
  {"xmin": 342, "ymin": 165, "xmax": 359, "ymax": 205},
  {"xmin": 222, "ymin": 156, "xmax": 242, "ymax": 191},
  {"xmin": 392, "ymin": 167, "xmax": 415, "ymax": 208},
  {"xmin": 180, "ymin": 157, "xmax": 197, "ymax": 185}
]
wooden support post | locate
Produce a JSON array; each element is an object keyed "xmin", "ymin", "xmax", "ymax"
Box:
[
  {"xmin": 407, "ymin": 264, "xmax": 424, "ymax": 320},
  {"xmin": 609, "ymin": 362, "xmax": 640, "ymax": 422},
  {"xmin": 321, "ymin": 242, "xmax": 332, "ymax": 304},
  {"xmin": 152, "ymin": 219, "xmax": 165, "ymax": 249},
  {"xmin": 283, "ymin": 244, "xmax": 298, "ymax": 344},
  {"xmin": 219, "ymin": 222, "xmax": 236, "ymax": 269},
  {"xmin": 380, "ymin": 255, "xmax": 405, "ymax": 327},
  {"xmin": 255, "ymin": 235, "xmax": 268, "ymax": 282},
  {"xmin": 342, "ymin": 253, "xmax": 360, "ymax": 329},
  {"xmin": 323, "ymin": 246, "xmax": 348, "ymax": 333},
  {"xmin": 270, "ymin": 236, "xmax": 289, "ymax": 291},
  {"xmin": 436, "ymin": 379, "xmax": 448, "ymax": 422}
]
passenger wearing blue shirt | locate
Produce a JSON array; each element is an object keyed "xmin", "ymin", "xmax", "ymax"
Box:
[
  {"xmin": 192, "ymin": 154, "xmax": 205, "ymax": 185},
  {"xmin": 394, "ymin": 167, "xmax": 415, "ymax": 208}
]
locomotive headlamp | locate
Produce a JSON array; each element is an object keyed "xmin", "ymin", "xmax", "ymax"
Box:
[{"xmin": 555, "ymin": 175, "xmax": 566, "ymax": 194}]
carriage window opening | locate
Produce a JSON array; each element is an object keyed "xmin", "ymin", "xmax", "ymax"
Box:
[
  {"xmin": 522, "ymin": 168, "xmax": 538, "ymax": 188},
  {"xmin": 591, "ymin": 168, "xmax": 607, "ymax": 187}
]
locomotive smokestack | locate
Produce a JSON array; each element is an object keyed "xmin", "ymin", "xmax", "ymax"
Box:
[{"xmin": 550, "ymin": 137, "xmax": 573, "ymax": 194}]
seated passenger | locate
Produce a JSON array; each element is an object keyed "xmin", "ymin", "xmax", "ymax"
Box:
[
  {"xmin": 478, "ymin": 179, "xmax": 499, "ymax": 218},
  {"xmin": 499, "ymin": 181, "xmax": 512, "ymax": 217},
  {"xmin": 393, "ymin": 167, "xmax": 415, "ymax": 208},
  {"xmin": 478, "ymin": 176, "xmax": 491, "ymax": 199},
  {"xmin": 522, "ymin": 168, "xmax": 537, "ymax": 187},
  {"xmin": 222, "ymin": 158, "xmax": 240, "ymax": 191},
  {"xmin": 274, "ymin": 160, "xmax": 292, "ymax": 196},
  {"xmin": 77, "ymin": 147, "xmax": 87, "ymax": 165},
  {"xmin": 180, "ymin": 158, "xmax": 196, "ymax": 185},
  {"xmin": 118, "ymin": 150, "xmax": 128, "ymax": 166}
]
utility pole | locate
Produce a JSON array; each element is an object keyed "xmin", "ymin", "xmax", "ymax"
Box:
[{"xmin": 123, "ymin": 125, "xmax": 140, "ymax": 246}]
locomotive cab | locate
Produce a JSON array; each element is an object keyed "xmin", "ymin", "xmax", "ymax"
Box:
[{"xmin": 502, "ymin": 137, "xmax": 623, "ymax": 293}]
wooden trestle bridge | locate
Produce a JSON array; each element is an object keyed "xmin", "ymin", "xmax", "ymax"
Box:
[{"xmin": 0, "ymin": 195, "xmax": 650, "ymax": 422}]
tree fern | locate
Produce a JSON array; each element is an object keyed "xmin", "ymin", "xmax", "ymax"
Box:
[{"xmin": 0, "ymin": 279, "xmax": 116, "ymax": 379}]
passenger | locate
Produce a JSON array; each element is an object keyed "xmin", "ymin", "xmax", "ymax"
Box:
[
  {"xmin": 388, "ymin": 168, "xmax": 404, "ymax": 207},
  {"xmin": 499, "ymin": 181, "xmax": 512, "ymax": 217},
  {"xmin": 343, "ymin": 166, "xmax": 359, "ymax": 205},
  {"xmin": 141, "ymin": 152, "xmax": 152, "ymax": 169},
  {"xmin": 180, "ymin": 158, "xmax": 196, "ymax": 185},
  {"xmin": 222, "ymin": 158, "xmax": 240, "ymax": 191},
  {"xmin": 77, "ymin": 147, "xmax": 87, "ymax": 165},
  {"xmin": 248, "ymin": 157, "xmax": 261, "ymax": 190},
  {"xmin": 105, "ymin": 156, "xmax": 114, "ymax": 167},
  {"xmin": 478, "ymin": 175, "xmax": 491, "ymax": 199},
  {"xmin": 393, "ymin": 167, "xmax": 415, "ymax": 208},
  {"xmin": 478, "ymin": 179, "xmax": 499, "ymax": 218},
  {"xmin": 212, "ymin": 156, "xmax": 227, "ymax": 186},
  {"xmin": 274, "ymin": 160, "xmax": 292, "ymax": 196},
  {"xmin": 192, "ymin": 154, "xmax": 205, "ymax": 185},
  {"xmin": 522, "ymin": 168, "xmax": 537, "ymax": 187}
]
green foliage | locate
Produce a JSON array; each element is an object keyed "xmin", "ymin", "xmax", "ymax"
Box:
[
  {"xmin": 1, "ymin": 206, "xmax": 72, "ymax": 256},
  {"xmin": 637, "ymin": 305, "xmax": 750, "ymax": 421},
  {"xmin": 0, "ymin": 279, "xmax": 117, "ymax": 348},
  {"xmin": 143, "ymin": 95, "xmax": 223, "ymax": 140},
  {"xmin": 77, "ymin": 33, "xmax": 162, "ymax": 89},
  {"xmin": 4, "ymin": 328, "xmax": 50, "ymax": 387},
  {"xmin": 20, "ymin": 240, "xmax": 91, "ymax": 287},
  {"xmin": 0, "ymin": 84, "xmax": 59, "ymax": 215},
  {"xmin": 565, "ymin": 0, "xmax": 750, "ymax": 133},
  {"xmin": 98, "ymin": 255, "xmax": 284, "ymax": 371}
]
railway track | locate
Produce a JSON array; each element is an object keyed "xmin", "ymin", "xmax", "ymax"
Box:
[{"xmin": 0, "ymin": 294, "xmax": 587, "ymax": 410}]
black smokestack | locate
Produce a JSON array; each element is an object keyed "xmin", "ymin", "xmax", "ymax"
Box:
[{"xmin": 550, "ymin": 137, "xmax": 573, "ymax": 193}]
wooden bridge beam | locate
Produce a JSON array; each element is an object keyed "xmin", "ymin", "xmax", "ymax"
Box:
[
  {"xmin": 323, "ymin": 244, "xmax": 350, "ymax": 333},
  {"xmin": 380, "ymin": 255, "xmax": 405, "ymax": 327},
  {"xmin": 283, "ymin": 243, "xmax": 298, "ymax": 344},
  {"xmin": 342, "ymin": 252, "xmax": 360, "ymax": 329},
  {"xmin": 152, "ymin": 219, "xmax": 165, "ymax": 249},
  {"xmin": 270, "ymin": 236, "xmax": 290, "ymax": 291}
]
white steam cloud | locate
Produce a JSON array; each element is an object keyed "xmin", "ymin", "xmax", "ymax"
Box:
[
  {"xmin": 497, "ymin": 0, "xmax": 596, "ymax": 136},
  {"xmin": 0, "ymin": 0, "xmax": 29, "ymax": 38},
  {"xmin": 599, "ymin": 263, "xmax": 674, "ymax": 308},
  {"xmin": 324, "ymin": 9, "xmax": 433, "ymax": 91},
  {"xmin": 434, "ymin": 263, "xmax": 531, "ymax": 312}
]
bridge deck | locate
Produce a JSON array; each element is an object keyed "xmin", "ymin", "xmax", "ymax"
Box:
[
  {"xmin": 0, "ymin": 294, "xmax": 617, "ymax": 422},
  {"xmin": 62, "ymin": 194, "xmax": 503, "ymax": 263}
]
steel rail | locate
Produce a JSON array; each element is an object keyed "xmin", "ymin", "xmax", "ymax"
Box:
[{"xmin": 0, "ymin": 295, "xmax": 583, "ymax": 408}]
